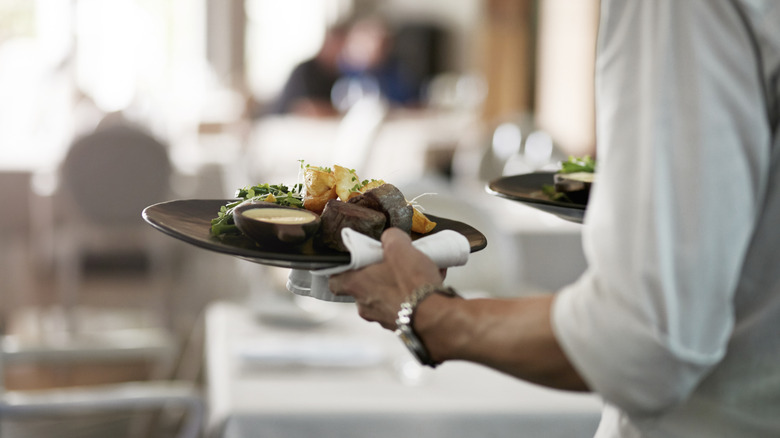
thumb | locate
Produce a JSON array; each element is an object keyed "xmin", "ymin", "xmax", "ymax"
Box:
[
  {"xmin": 381, "ymin": 227, "xmax": 417, "ymax": 264},
  {"xmin": 381, "ymin": 227, "xmax": 441, "ymax": 286}
]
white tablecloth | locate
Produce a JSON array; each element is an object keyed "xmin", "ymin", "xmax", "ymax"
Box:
[{"xmin": 205, "ymin": 301, "xmax": 603, "ymax": 438}]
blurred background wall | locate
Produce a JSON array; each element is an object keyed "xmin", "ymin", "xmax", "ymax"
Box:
[{"xmin": 0, "ymin": 0, "xmax": 597, "ymax": 169}]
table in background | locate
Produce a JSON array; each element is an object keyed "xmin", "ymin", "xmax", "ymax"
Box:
[{"xmin": 205, "ymin": 300, "xmax": 603, "ymax": 438}]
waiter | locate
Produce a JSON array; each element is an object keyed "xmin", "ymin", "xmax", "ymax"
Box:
[{"xmin": 330, "ymin": 1, "xmax": 780, "ymax": 437}]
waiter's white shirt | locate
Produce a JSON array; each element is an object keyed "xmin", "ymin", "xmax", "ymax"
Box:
[{"xmin": 552, "ymin": 1, "xmax": 780, "ymax": 437}]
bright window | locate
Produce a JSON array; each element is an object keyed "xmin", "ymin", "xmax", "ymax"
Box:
[{"xmin": 0, "ymin": 0, "xmax": 207, "ymax": 168}]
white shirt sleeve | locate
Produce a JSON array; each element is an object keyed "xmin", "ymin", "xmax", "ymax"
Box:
[{"xmin": 552, "ymin": 0, "xmax": 773, "ymax": 418}]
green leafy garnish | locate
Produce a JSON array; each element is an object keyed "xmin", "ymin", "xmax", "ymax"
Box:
[
  {"xmin": 540, "ymin": 156, "xmax": 597, "ymax": 203},
  {"xmin": 302, "ymin": 161, "xmax": 331, "ymax": 173},
  {"xmin": 559, "ymin": 155, "xmax": 596, "ymax": 174}
]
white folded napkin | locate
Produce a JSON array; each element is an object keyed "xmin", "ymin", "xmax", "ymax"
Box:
[{"xmin": 288, "ymin": 227, "xmax": 471, "ymax": 302}]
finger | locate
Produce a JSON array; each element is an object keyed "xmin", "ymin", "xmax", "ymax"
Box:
[
  {"xmin": 380, "ymin": 226, "xmax": 413, "ymax": 249},
  {"xmin": 327, "ymin": 273, "xmax": 343, "ymax": 294},
  {"xmin": 328, "ymin": 263, "xmax": 393, "ymax": 300},
  {"xmin": 328, "ymin": 272, "xmax": 357, "ymax": 298},
  {"xmin": 381, "ymin": 227, "xmax": 422, "ymax": 266},
  {"xmin": 381, "ymin": 229, "xmax": 442, "ymax": 291}
]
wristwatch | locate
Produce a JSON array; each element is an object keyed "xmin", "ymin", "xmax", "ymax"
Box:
[{"xmin": 394, "ymin": 283, "xmax": 458, "ymax": 368}]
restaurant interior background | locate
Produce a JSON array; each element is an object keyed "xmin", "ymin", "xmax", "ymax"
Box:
[{"xmin": 0, "ymin": 0, "xmax": 600, "ymax": 436}]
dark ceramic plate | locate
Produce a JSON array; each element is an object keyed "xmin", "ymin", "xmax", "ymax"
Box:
[
  {"xmin": 487, "ymin": 172, "xmax": 586, "ymax": 224},
  {"xmin": 142, "ymin": 199, "xmax": 488, "ymax": 270}
]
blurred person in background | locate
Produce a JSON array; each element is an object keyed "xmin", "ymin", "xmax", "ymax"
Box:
[
  {"xmin": 335, "ymin": 16, "xmax": 423, "ymax": 109},
  {"xmin": 265, "ymin": 22, "xmax": 350, "ymax": 117},
  {"xmin": 329, "ymin": 1, "xmax": 780, "ymax": 437}
]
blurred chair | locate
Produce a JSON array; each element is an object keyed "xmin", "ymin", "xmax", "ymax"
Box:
[
  {"xmin": 53, "ymin": 119, "xmax": 175, "ymax": 332},
  {"xmin": 0, "ymin": 350, "xmax": 204, "ymax": 438},
  {"xmin": 0, "ymin": 119, "xmax": 202, "ymax": 437},
  {"xmin": 0, "ymin": 171, "xmax": 35, "ymax": 331}
]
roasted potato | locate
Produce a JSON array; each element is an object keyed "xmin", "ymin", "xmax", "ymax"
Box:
[
  {"xmin": 304, "ymin": 166, "xmax": 336, "ymax": 197},
  {"xmin": 334, "ymin": 165, "xmax": 362, "ymax": 201},
  {"xmin": 304, "ymin": 164, "xmax": 434, "ymax": 229},
  {"xmin": 411, "ymin": 206, "xmax": 437, "ymax": 234},
  {"xmin": 358, "ymin": 179, "xmax": 385, "ymax": 193},
  {"xmin": 303, "ymin": 166, "xmax": 337, "ymax": 214},
  {"xmin": 303, "ymin": 190, "xmax": 336, "ymax": 214}
]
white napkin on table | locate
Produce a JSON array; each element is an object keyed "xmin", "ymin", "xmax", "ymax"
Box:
[{"xmin": 294, "ymin": 227, "xmax": 470, "ymax": 302}]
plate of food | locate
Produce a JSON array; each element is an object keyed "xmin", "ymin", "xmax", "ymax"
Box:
[
  {"xmin": 486, "ymin": 156, "xmax": 595, "ymax": 224},
  {"xmin": 143, "ymin": 164, "xmax": 487, "ymax": 270}
]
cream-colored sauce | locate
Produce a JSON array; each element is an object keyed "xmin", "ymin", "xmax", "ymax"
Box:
[{"xmin": 243, "ymin": 208, "xmax": 316, "ymax": 224}]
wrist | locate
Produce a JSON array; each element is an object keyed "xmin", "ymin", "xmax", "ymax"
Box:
[
  {"xmin": 394, "ymin": 283, "xmax": 460, "ymax": 367},
  {"xmin": 409, "ymin": 288, "xmax": 467, "ymax": 365}
]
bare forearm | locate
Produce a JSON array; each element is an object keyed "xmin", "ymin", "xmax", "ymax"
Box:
[
  {"xmin": 328, "ymin": 229, "xmax": 587, "ymax": 391},
  {"xmin": 415, "ymin": 293, "xmax": 590, "ymax": 391}
]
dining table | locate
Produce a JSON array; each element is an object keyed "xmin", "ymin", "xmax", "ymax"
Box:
[{"xmin": 204, "ymin": 299, "xmax": 603, "ymax": 438}]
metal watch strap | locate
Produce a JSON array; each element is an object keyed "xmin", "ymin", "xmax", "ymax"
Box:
[{"xmin": 394, "ymin": 283, "xmax": 458, "ymax": 368}]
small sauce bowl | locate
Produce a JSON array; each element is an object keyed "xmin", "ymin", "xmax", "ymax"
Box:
[{"xmin": 233, "ymin": 201, "xmax": 321, "ymax": 246}]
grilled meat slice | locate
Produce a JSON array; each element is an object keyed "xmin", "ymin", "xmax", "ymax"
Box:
[
  {"xmin": 317, "ymin": 199, "xmax": 386, "ymax": 252},
  {"xmin": 347, "ymin": 184, "xmax": 413, "ymax": 233}
]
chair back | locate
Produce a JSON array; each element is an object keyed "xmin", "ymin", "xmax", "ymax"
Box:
[{"xmin": 61, "ymin": 123, "xmax": 171, "ymax": 226}]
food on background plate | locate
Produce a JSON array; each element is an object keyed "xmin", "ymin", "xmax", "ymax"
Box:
[
  {"xmin": 553, "ymin": 172, "xmax": 595, "ymax": 204},
  {"xmin": 209, "ymin": 163, "xmax": 437, "ymax": 250},
  {"xmin": 542, "ymin": 156, "xmax": 597, "ymax": 204}
]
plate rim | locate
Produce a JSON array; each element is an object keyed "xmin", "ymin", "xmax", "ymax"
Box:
[
  {"xmin": 486, "ymin": 172, "xmax": 587, "ymax": 224},
  {"xmin": 143, "ymin": 198, "xmax": 487, "ymax": 269},
  {"xmin": 487, "ymin": 172, "xmax": 587, "ymax": 210}
]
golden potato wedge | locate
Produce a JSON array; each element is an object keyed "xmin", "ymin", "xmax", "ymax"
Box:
[
  {"xmin": 411, "ymin": 207, "xmax": 437, "ymax": 234},
  {"xmin": 359, "ymin": 179, "xmax": 385, "ymax": 193},
  {"xmin": 303, "ymin": 186, "xmax": 337, "ymax": 214},
  {"xmin": 304, "ymin": 166, "xmax": 336, "ymax": 197},
  {"xmin": 334, "ymin": 165, "xmax": 361, "ymax": 201}
]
